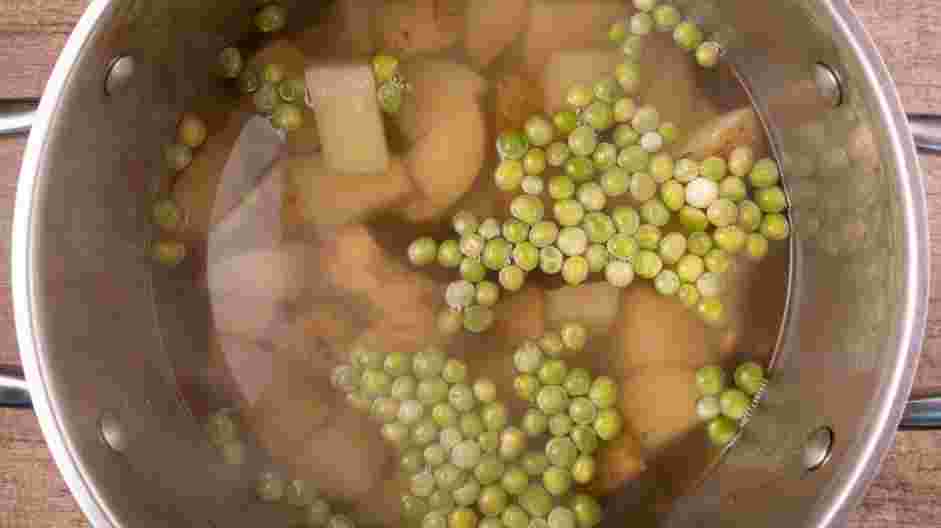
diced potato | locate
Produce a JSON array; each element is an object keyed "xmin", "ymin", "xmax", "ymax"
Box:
[
  {"xmin": 373, "ymin": 0, "xmax": 464, "ymax": 58},
  {"xmin": 546, "ymin": 282, "xmax": 621, "ymax": 335},
  {"xmin": 210, "ymin": 293, "xmax": 280, "ymax": 344},
  {"xmin": 398, "ymin": 58, "xmax": 488, "ymax": 143},
  {"xmin": 401, "ymin": 103, "xmax": 486, "ymax": 222},
  {"xmin": 524, "ymin": 0, "xmax": 629, "ymax": 73},
  {"xmin": 543, "ymin": 49, "xmax": 621, "ymax": 113},
  {"xmin": 295, "ymin": 0, "xmax": 377, "ymax": 59},
  {"xmin": 319, "ymin": 224, "xmax": 441, "ymax": 351},
  {"xmin": 465, "ymin": 0, "xmax": 529, "ymax": 68},
  {"xmin": 615, "ymin": 283, "xmax": 716, "ymax": 373},
  {"xmin": 620, "ymin": 366, "xmax": 701, "ymax": 455},
  {"xmin": 305, "ymin": 63, "xmax": 389, "ymax": 174},
  {"xmin": 172, "ymin": 100, "xmax": 257, "ymax": 242},
  {"xmin": 495, "ymin": 71, "xmax": 546, "ymax": 131},
  {"xmin": 250, "ymin": 39, "xmax": 308, "ymax": 78},
  {"xmin": 674, "ymin": 106, "xmax": 765, "ymax": 161},
  {"xmin": 589, "ymin": 431, "xmax": 646, "ymax": 495},
  {"xmin": 282, "ymin": 154, "xmax": 414, "ymax": 227}
]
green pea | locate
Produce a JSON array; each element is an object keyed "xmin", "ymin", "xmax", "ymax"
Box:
[
  {"xmin": 599, "ymin": 167, "xmax": 630, "ymax": 197},
  {"xmin": 582, "ymin": 212, "xmax": 616, "ymax": 243},
  {"xmin": 562, "ymin": 256, "xmax": 590, "ymax": 286},
  {"xmin": 540, "ymin": 246, "xmax": 564, "ymax": 275},
  {"xmin": 546, "ymin": 437, "xmax": 578, "ymax": 468},
  {"xmin": 553, "ymin": 199, "xmax": 585, "ymax": 230},
  {"xmin": 760, "ymin": 213, "xmax": 790, "ymax": 240},
  {"xmin": 577, "ymin": 182, "xmax": 607, "ymax": 211},
  {"xmin": 612, "ymin": 206, "xmax": 641, "ymax": 234},
  {"xmin": 696, "ymin": 297, "xmax": 726, "ymax": 327},
  {"xmin": 255, "ymin": 4, "xmax": 287, "ymax": 32},
  {"xmin": 218, "ymin": 47, "xmax": 243, "ymax": 79},
  {"xmin": 495, "ymin": 159, "xmax": 525, "ymax": 191},
  {"xmin": 565, "ymin": 156, "xmax": 595, "ymax": 182},
  {"xmin": 659, "ymin": 232, "xmax": 687, "ymax": 265},
  {"xmin": 585, "ymin": 243, "xmax": 609, "ymax": 272},
  {"xmin": 688, "ymin": 231, "xmax": 713, "ymax": 256},
  {"xmin": 696, "ymin": 41, "xmax": 722, "ymax": 68},
  {"xmin": 530, "ymin": 221, "xmax": 560, "ymax": 248},
  {"xmin": 674, "ymin": 21, "xmax": 704, "ymax": 50},
  {"xmin": 673, "ymin": 158, "xmax": 700, "ymax": 183},
  {"xmin": 479, "ymin": 485, "xmax": 509, "ymax": 517},
  {"xmin": 538, "ymin": 385, "xmax": 570, "ymax": 415},
  {"xmin": 640, "ymin": 199, "xmax": 671, "ymax": 226},
  {"xmin": 502, "ymin": 466, "xmax": 530, "ymax": 495},
  {"xmin": 449, "ymin": 508, "xmax": 478, "ymax": 528},
  {"xmin": 547, "ymin": 142, "xmax": 572, "ymax": 168},
  {"xmin": 653, "ymin": 4, "xmax": 682, "ymax": 31},
  {"xmin": 499, "ymin": 265, "xmax": 527, "ymax": 292},
  {"xmin": 613, "ymin": 98, "xmax": 637, "ymax": 123},
  {"xmin": 707, "ymin": 199, "xmax": 739, "ymax": 227},
  {"xmin": 749, "ymin": 158, "xmax": 780, "ymax": 188},
  {"xmin": 566, "ymin": 84, "xmax": 595, "ymax": 108},
  {"xmin": 745, "ymin": 233, "xmax": 770, "ymax": 260},
  {"xmin": 238, "ymin": 67, "xmax": 260, "ymax": 94},
  {"xmin": 654, "ymin": 269, "xmax": 681, "ymax": 296},
  {"xmin": 621, "ymin": 34, "xmax": 644, "ymax": 60},
  {"xmin": 457, "ymin": 259, "xmax": 484, "ymax": 284},
  {"xmin": 570, "ymin": 425, "xmax": 599, "ymax": 455},
  {"xmin": 554, "ymin": 110, "xmax": 579, "ymax": 135},
  {"xmin": 513, "ymin": 242, "xmax": 541, "ymax": 271},
  {"xmin": 582, "ymin": 102, "xmax": 615, "ymax": 131},
  {"xmin": 630, "ymin": 11, "xmax": 654, "ymax": 35},
  {"xmin": 558, "ymin": 227, "xmax": 589, "ymax": 256},
  {"xmin": 498, "ymin": 130, "xmax": 530, "ymax": 160},
  {"xmin": 728, "ymin": 146, "xmax": 755, "ymax": 177},
  {"xmin": 408, "ymin": 237, "xmax": 438, "ymax": 267},
  {"xmin": 660, "ymin": 180, "xmax": 686, "ymax": 212},
  {"xmin": 719, "ymin": 176, "xmax": 747, "ymax": 202},
  {"xmin": 738, "ymin": 200, "xmax": 763, "ymax": 232},
  {"xmin": 549, "ymin": 175, "xmax": 576, "ymax": 200},
  {"xmin": 503, "ymin": 506, "xmax": 530, "ymax": 528},
  {"xmin": 607, "ymin": 233, "xmax": 638, "ymax": 261},
  {"xmin": 630, "ymin": 172, "xmax": 657, "ymax": 202},
  {"xmin": 605, "ymin": 260, "xmax": 635, "ymax": 288},
  {"xmin": 514, "ymin": 374, "xmax": 542, "ymax": 402},
  {"xmin": 543, "ymin": 466, "xmax": 573, "ymax": 496},
  {"xmin": 613, "ymin": 124, "xmax": 640, "ymax": 147},
  {"xmin": 500, "ymin": 427, "xmax": 528, "ymax": 460},
  {"xmin": 511, "ymin": 195, "xmax": 546, "ymax": 224},
  {"xmin": 593, "ymin": 77, "xmax": 623, "ymax": 103},
  {"xmin": 588, "ymin": 377, "xmax": 618, "ymax": 409},
  {"xmin": 707, "ymin": 416, "xmax": 738, "ymax": 446},
  {"xmin": 719, "ymin": 388, "xmax": 751, "ymax": 420},
  {"xmin": 734, "ymin": 361, "xmax": 766, "ymax": 395},
  {"xmin": 700, "ymin": 156, "xmax": 727, "ymax": 181},
  {"xmin": 608, "ymin": 21, "xmax": 627, "ymax": 43},
  {"xmin": 571, "ymin": 456, "xmax": 597, "ymax": 485},
  {"xmin": 649, "ymin": 153, "xmax": 674, "ymax": 183},
  {"xmin": 631, "ymin": 105, "xmax": 660, "ymax": 133},
  {"xmin": 714, "ymin": 225, "xmax": 747, "ymax": 253},
  {"xmin": 704, "ymin": 248, "xmax": 730, "ymax": 273},
  {"xmin": 569, "ymin": 126, "xmax": 598, "ymax": 157},
  {"xmin": 593, "ymin": 142, "xmax": 618, "ymax": 169},
  {"xmin": 593, "ymin": 408, "xmax": 624, "ymax": 440},
  {"xmin": 526, "ymin": 115, "xmax": 556, "ymax": 147},
  {"xmin": 755, "ymin": 186, "xmax": 787, "ymax": 213},
  {"xmin": 619, "ymin": 145, "xmax": 650, "ymax": 173},
  {"xmin": 635, "ymin": 224, "xmax": 662, "ymax": 250},
  {"xmin": 658, "ymin": 122, "xmax": 679, "ymax": 144},
  {"xmin": 503, "ymin": 219, "xmax": 531, "ymax": 244},
  {"xmin": 676, "ymin": 254, "xmax": 705, "ymax": 283}
]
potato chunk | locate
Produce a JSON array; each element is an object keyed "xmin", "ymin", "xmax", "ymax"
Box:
[
  {"xmin": 620, "ymin": 366, "xmax": 701, "ymax": 455},
  {"xmin": 524, "ymin": 0, "xmax": 628, "ymax": 73},
  {"xmin": 465, "ymin": 0, "xmax": 529, "ymax": 68}
]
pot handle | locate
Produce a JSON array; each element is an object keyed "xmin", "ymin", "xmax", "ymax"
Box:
[
  {"xmin": 900, "ymin": 394, "xmax": 941, "ymax": 430},
  {"xmin": 0, "ymin": 367, "xmax": 31, "ymax": 408},
  {"xmin": 909, "ymin": 113, "xmax": 941, "ymax": 153},
  {"xmin": 0, "ymin": 102, "xmax": 36, "ymax": 136}
]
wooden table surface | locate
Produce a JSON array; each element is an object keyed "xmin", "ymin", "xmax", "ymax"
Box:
[{"xmin": 2, "ymin": 0, "xmax": 941, "ymax": 526}]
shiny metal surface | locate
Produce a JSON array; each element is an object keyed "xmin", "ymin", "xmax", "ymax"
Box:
[
  {"xmin": 900, "ymin": 394, "xmax": 941, "ymax": 429},
  {"xmin": 0, "ymin": 103, "xmax": 37, "ymax": 135},
  {"xmin": 0, "ymin": 367, "xmax": 31, "ymax": 407},
  {"xmin": 8, "ymin": 1, "xmax": 930, "ymax": 528},
  {"xmin": 908, "ymin": 114, "xmax": 941, "ymax": 153}
]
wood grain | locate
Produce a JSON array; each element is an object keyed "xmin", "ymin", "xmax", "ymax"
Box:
[{"xmin": 2, "ymin": 0, "xmax": 941, "ymax": 526}]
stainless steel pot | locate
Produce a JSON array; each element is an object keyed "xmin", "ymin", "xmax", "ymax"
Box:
[{"xmin": 1, "ymin": 0, "xmax": 937, "ymax": 526}]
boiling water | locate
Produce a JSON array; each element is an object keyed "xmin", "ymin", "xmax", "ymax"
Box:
[{"xmin": 153, "ymin": 2, "xmax": 789, "ymax": 525}]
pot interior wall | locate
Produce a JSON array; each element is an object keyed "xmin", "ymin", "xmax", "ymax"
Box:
[{"xmin": 20, "ymin": 0, "xmax": 922, "ymax": 527}]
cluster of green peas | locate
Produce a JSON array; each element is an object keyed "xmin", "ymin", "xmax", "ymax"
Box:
[
  {"xmin": 608, "ymin": 0, "xmax": 723, "ymax": 70},
  {"xmin": 150, "ymin": 3, "xmax": 296, "ymax": 269},
  {"xmin": 330, "ymin": 324, "xmax": 609, "ymax": 528},
  {"xmin": 694, "ymin": 361, "xmax": 767, "ymax": 446},
  {"xmin": 372, "ymin": 54, "xmax": 409, "ymax": 115}
]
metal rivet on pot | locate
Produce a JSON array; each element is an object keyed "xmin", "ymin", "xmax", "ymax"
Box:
[
  {"xmin": 802, "ymin": 426, "xmax": 834, "ymax": 471},
  {"xmin": 99, "ymin": 412, "xmax": 128, "ymax": 453},
  {"xmin": 105, "ymin": 56, "xmax": 136, "ymax": 96},
  {"xmin": 813, "ymin": 63, "xmax": 842, "ymax": 108}
]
